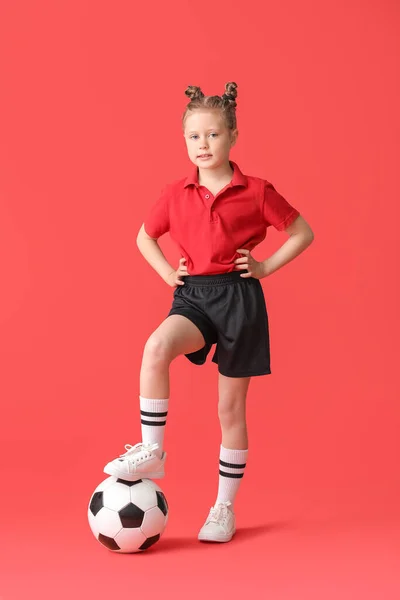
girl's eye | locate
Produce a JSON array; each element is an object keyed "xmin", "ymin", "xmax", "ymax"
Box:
[{"xmin": 190, "ymin": 133, "xmax": 218, "ymax": 139}]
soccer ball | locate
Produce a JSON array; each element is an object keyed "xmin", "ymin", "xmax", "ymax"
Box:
[{"xmin": 88, "ymin": 476, "xmax": 169, "ymax": 552}]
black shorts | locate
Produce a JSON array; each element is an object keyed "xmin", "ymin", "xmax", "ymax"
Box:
[{"xmin": 167, "ymin": 270, "xmax": 271, "ymax": 378}]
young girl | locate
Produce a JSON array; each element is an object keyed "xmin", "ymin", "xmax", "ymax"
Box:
[{"xmin": 104, "ymin": 82, "xmax": 314, "ymax": 543}]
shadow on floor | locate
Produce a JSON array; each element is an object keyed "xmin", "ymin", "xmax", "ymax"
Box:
[{"xmin": 149, "ymin": 520, "xmax": 297, "ymax": 554}]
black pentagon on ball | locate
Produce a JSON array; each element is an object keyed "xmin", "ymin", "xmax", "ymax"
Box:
[
  {"xmin": 98, "ymin": 533, "xmax": 120, "ymax": 551},
  {"xmin": 139, "ymin": 533, "xmax": 160, "ymax": 550},
  {"xmin": 156, "ymin": 491, "xmax": 168, "ymax": 516},
  {"xmin": 119, "ymin": 503, "xmax": 145, "ymax": 528},
  {"xmin": 89, "ymin": 491, "xmax": 104, "ymax": 516},
  {"xmin": 116, "ymin": 478, "xmax": 143, "ymax": 486}
]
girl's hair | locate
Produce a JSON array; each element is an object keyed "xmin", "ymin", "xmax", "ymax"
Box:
[{"xmin": 182, "ymin": 82, "xmax": 238, "ymax": 132}]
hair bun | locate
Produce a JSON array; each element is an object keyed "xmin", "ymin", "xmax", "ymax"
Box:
[
  {"xmin": 184, "ymin": 86, "xmax": 205, "ymax": 101},
  {"xmin": 222, "ymin": 82, "xmax": 238, "ymax": 107}
]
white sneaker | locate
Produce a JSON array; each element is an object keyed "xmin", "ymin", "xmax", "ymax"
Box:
[
  {"xmin": 103, "ymin": 442, "xmax": 166, "ymax": 481},
  {"xmin": 198, "ymin": 501, "xmax": 236, "ymax": 542}
]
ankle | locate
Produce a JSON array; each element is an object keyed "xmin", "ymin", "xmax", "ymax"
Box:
[
  {"xmin": 153, "ymin": 447, "xmax": 163, "ymax": 459},
  {"xmin": 215, "ymin": 500, "xmax": 234, "ymax": 510}
]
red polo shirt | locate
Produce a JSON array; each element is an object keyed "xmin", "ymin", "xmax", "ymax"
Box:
[{"xmin": 143, "ymin": 160, "xmax": 300, "ymax": 276}]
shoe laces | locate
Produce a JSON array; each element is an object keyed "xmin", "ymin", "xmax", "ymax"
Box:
[
  {"xmin": 119, "ymin": 442, "xmax": 159, "ymax": 459},
  {"xmin": 208, "ymin": 501, "xmax": 232, "ymax": 525}
]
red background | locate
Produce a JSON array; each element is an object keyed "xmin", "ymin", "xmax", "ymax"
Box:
[{"xmin": 0, "ymin": 1, "xmax": 399, "ymax": 598}]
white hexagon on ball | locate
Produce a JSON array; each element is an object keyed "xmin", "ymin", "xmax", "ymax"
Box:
[
  {"xmin": 95, "ymin": 507, "xmax": 122, "ymax": 538},
  {"xmin": 129, "ymin": 482, "xmax": 158, "ymax": 511},
  {"xmin": 103, "ymin": 481, "xmax": 131, "ymax": 511},
  {"xmin": 141, "ymin": 506, "xmax": 167, "ymax": 538},
  {"xmin": 114, "ymin": 527, "xmax": 147, "ymax": 553}
]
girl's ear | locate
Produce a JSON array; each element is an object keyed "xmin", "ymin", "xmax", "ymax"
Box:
[{"xmin": 231, "ymin": 129, "xmax": 239, "ymax": 146}]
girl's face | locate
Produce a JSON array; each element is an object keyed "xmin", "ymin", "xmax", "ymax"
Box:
[{"xmin": 183, "ymin": 109, "xmax": 238, "ymax": 169}]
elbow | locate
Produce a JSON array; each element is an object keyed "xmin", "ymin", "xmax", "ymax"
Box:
[
  {"xmin": 296, "ymin": 225, "xmax": 314, "ymax": 248},
  {"xmin": 305, "ymin": 228, "xmax": 314, "ymax": 244},
  {"xmin": 305, "ymin": 229, "xmax": 315, "ymax": 248},
  {"xmin": 303, "ymin": 222, "xmax": 315, "ymax": 243}
]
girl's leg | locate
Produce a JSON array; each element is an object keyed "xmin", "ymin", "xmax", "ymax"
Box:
[
  {"xmin": 215, "ymin": 373, "xmax": 251, "ymax": 507},
  {"xmin": 138, "ymin": 314, "xmax": 206, "ymax": 454},
  {"xmin": 140, "ymin": 313, "xmax": 206, "ymax": 398},
  {"xmin": 218, "ymin": 373, "xmax": 251, "ymax": 449},
  {"xmin": 104, "ymin": 314, "xmax": 205, "ymax": 479}
]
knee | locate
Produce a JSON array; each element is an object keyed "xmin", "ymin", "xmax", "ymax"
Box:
[
  {"xmin": 143, "ymin": 333, "xmax": 172, "ymax": 365},
  {"xmin": 218, "ymin": 400, "xmax": 245, "ymax": 429}
]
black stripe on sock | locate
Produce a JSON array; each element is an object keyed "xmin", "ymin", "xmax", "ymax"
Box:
[
  {"xmin": 219, "ymin": 459, "xmax": 246, "ymax": 469},
  {"xmin": 219, "ymin": 470, "xmax": 244, "ymax": 478},
  {"xmin": 141, "ymin": 410, "xmax": 168, "ymax": 417},
  {"xmin": 141, "ymin": 419, "xmax": 167, "ymax": 427}
]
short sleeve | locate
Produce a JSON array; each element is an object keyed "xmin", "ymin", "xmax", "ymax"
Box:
[
  {"xmin": 143, "ymin": 185, "xmax": 170, "ymax": 239},
  {"xmin": 261, "ymin": 181, "xmax": 300, "ymax": 231}
]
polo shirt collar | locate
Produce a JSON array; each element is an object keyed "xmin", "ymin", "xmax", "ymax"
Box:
[{"xmin": 183, "ymin": 160, "xmax": 248, "ymax": 189}]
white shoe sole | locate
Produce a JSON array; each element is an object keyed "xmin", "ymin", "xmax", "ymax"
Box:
[
  {"xmin": 103, "ymin": 465, "xmax": 165, "ymax": 481},
  {"xmin": 198, "ymin": 529, "xmax": 236, "ymax": 542}
]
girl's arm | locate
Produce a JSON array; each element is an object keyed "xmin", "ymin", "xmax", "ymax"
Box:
[
  {"xmin": 136, "ymin": 224, "xmax": 175, "ymax": 283},
  {"xmin": 261, "ymin": 215, "xmax": 314, "ymax": 278}
]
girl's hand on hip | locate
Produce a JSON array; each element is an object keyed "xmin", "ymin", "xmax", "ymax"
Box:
[
  {"xmin": 166, "ymin": 257, "xmax": 190, "ymax": 288},
  {"xmin": 234, "ymin": 249, "xmax": 266, "ymax": 279}
]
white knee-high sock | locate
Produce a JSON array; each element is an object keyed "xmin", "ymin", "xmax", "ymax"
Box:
[
  {"xmin": 139, "ymin": 396, "xmax": 169, "ymax": 457},
  {"xmin": 215, "ymin": 445, "xmax": 248, "ymax": 507}
]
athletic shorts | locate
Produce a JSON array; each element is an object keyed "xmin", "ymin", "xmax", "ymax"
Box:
[{"xmin": 167, "ymin": 270, "xmax": 271, "ymax": 378}]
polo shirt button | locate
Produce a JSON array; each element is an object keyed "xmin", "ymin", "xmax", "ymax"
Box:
[{"xmin": 205, "ymin": 194, "xmax": 210, "ymax": 199}]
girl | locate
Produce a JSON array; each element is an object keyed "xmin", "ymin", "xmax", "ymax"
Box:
[{"xmin": 103, "ymin": 82, "xmax": 314, "ymax": 543}]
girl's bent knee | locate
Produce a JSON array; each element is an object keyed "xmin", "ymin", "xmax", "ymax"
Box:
[{"xmin": 143, "ymin": 334, "xmax": 173, "ymax": 364}]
